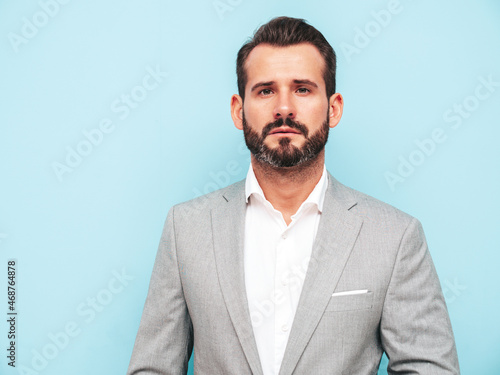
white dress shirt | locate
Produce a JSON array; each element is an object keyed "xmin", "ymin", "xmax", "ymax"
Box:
[{"xmin": 244, "ymin": 164, "xmax": 328, "ymax": 375}]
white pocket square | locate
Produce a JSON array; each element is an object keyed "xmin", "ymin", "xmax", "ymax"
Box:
[{"xmin": 331, "ymin": 289, "xmax": 369, "ymax": 297}]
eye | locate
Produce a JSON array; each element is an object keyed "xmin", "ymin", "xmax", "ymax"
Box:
[
  {"xmin": 296, "ymin": 87, "xmax": 310, "ymax": 94},
  {"xmin": 259, "ymin": 88, "xmax": 273, "ymax": 96}
]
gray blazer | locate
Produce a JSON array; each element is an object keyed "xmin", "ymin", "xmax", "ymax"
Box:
[{"xmin": 127, "ymin": 173, "xmax": 460, "ymax": 374}]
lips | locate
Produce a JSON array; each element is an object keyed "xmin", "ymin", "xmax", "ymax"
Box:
[{"xmin": 268, "ymin": 127, "xmax": 302, "ymax": 135}]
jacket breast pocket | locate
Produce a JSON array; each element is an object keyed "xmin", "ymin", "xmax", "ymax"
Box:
[{"xmin": 323, "ymin": 291, "xmax": 374, "ymax": 313}]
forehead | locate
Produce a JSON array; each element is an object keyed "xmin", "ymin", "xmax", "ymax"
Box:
[{"xmin": 244, "ymin": 43, "xmax": 326, "ymax": 89}]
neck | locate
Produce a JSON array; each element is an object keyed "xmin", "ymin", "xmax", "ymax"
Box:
[{"xmin": 251, "ymin": 150, "xmax": 325, "ymax": 225}]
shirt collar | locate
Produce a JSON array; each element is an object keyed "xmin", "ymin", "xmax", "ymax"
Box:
[{"xmin": 245, "ymin": 163, "xmax": 328, "ymax": 213}]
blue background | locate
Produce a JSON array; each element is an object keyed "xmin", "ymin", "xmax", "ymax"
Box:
[{"xmin": 1, "ymin": 0, "xmax": 499, "ymax": 374}]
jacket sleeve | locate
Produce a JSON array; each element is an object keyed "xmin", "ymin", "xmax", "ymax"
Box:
[
  {"xmin": 127, "ymin": 207, "xmax": 193, "ymax": 375},
  {"xmin": 380, "ymin": 217, "xmax": 460, "ymax": 374}
]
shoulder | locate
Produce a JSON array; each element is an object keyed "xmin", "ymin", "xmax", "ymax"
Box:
[
  {"xmin": 171, "ymin": 179, "xmax": 245, "ymax": 216},
  {"xmin": 327, "ymin": 172, "xmax": 416, "ymax": 229},
  {"xmin": 164, "ymin": 179, "xmax": 245, "ymax": 240}
]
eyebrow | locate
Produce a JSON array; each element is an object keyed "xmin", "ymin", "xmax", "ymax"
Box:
[
  {"xmin": 250, "ymin": 79, "xmax": 319, "ymax": 93},
  {"xmin": 250, "ymin": 81, "xmax": 274, "ymax": 93},
  {"xmin": 293, "ymin": 79, "xmax": 318, "ymax": 88}
]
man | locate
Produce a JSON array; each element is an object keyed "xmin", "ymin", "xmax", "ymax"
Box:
[{"xmin": 128, "ymin": 17, "xmax": 459, "ymax": 374}]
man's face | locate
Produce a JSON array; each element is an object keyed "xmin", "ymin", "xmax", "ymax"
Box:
[{"xmin": 234, "ymin": 43, "xmax": 337, "ymax": 168}]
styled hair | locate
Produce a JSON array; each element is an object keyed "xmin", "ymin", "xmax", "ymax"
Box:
[{"xmin": 236, "ymin": 16, "xmax": 337, "ymax": 100}]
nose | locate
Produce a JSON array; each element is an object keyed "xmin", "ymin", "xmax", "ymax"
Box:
[{"xmin": 273, "ymin": 93, "xmax": 296, "ymax": 120}]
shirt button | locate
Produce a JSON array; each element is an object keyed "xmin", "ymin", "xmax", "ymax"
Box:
[
  {"xmin": 281, "ymin": 233, "xmax": 287, "ymax": 239},
  {"xmin": 281, "ymin": 279, "xmax": 287, "ymax": 286},
  {"xmin": 281, "ymin": 324, "xmax": 289, "ymax": 332}
]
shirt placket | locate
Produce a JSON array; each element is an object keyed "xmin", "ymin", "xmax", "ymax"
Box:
[{"xmin": 274, "ymin": 225, "xmax": 294, "ymax": 374}]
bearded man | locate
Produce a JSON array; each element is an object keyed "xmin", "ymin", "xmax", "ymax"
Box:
[{"xmin": 127, "ymin": 17, "xmax": 460, "ymax": 375}]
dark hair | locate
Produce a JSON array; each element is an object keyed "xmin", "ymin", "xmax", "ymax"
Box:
[{"xmin": 236, "ymin": 16, "xmax": 337, "ymax": 100}]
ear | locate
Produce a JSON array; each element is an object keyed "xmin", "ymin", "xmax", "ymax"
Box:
[
  {"xmin": 328, "ymin": 93, "xmax": 344, "ymax": 129},
  {"xmin": 231, "ymin": 94, "xmax": 244, "ymax": 130}
]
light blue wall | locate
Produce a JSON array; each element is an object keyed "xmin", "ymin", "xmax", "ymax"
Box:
[{"xmin": 1, "ymin": 1, "xmax": 499, "ymax": 374}]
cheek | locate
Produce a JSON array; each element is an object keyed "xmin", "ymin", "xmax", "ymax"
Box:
[
  {"xmin": 299, "ymin": 98, "xmax": 329, "ymax": 117},
  {"xmin": 244, "ymin": 106, "xmax": 268, "ymax": 128},
  {"xmin": 302, "ymin": 109, "xmax": 328, "ymax": 128}
]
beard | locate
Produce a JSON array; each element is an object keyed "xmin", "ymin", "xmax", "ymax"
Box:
[{"xmin": 242, "ymin": 111, "xmax": 330, "ymax": 168}]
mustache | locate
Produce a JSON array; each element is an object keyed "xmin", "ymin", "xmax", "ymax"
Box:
[{"xmin": 261, "ymin": 117, "xmax": 309, "ymax": 139}]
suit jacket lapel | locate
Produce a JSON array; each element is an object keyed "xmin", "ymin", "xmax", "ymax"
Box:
[
  {"xmin": 278, "ymin": 173, "xmax": 363, "ymax": 375},
  {"xmin": 211, "ymin": 181, "xmax": 264, "ymax": 375}
]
